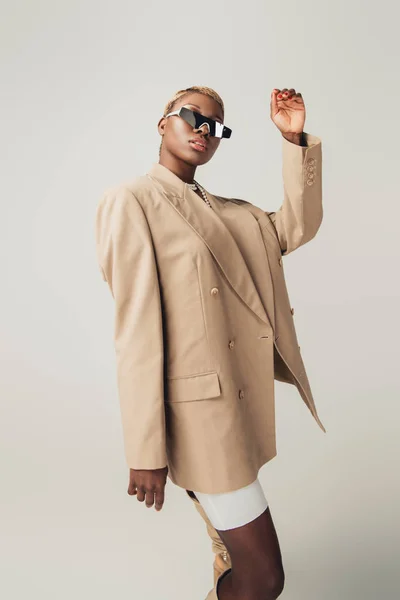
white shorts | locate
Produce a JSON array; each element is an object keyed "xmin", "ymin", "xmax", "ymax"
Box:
[{"xmin": 190, "ymin": 478, "xmax": 268, "ymax": 531}]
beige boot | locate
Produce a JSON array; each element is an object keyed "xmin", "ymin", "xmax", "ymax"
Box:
[
  {"xmin": 205, "ymin": 566, "xmax": 232, "ymax": 599},
  {"xmin": 185, "ymin": 490, "xmax": 232, "ymax": 585}
]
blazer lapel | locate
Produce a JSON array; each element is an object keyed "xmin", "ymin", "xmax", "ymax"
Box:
[
  {"xmin": 220, "ymin": 200, "xmax": 276, "ymax": 333},
  {"xmin": 146, "ymin": 162, "xmax": 271, "ymax": 326}
]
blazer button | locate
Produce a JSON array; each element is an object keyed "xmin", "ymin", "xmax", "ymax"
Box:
[
  {"xmin": 210, "ymin": 287, "xmax": 219, "ymax": 295},
  {"xmin": 278, "ymin": 257, "xmax": 283, "ymax": 266},
  {"xmin": 228, "ymin": 340, "xmax": 235, "ymax": 349},
  {"xmin": 291, "ymin": 307, "xmax": 294, "ymax": 315},
  {"xmin": 238, "ymin": 389, "xmax": 244, "ymax": 400}
]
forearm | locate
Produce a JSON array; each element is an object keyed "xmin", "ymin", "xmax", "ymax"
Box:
[{"xmin": 267, "ymin": 131, "xmax": 323, "ymax": 255}]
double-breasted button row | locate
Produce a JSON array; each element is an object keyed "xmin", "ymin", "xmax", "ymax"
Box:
[
  {"xmin": 305, "ymin": 156, "xmax": 317, "ymax": 186},
  {"xmin": 210, "ymin": 289, "xmax": 237, "ymax": 351}
]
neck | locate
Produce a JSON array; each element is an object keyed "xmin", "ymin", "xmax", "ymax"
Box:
[{"xmin": 158, "ymin": 152, "xmax": 197, "ymax": 184}]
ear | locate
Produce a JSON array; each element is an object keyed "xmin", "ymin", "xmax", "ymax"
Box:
[{"xmin": 157, "ymin": 116, "xmax": 167, "ymax": 135}]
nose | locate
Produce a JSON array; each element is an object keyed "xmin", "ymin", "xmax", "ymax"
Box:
[{"xmin": 194, "ymin": 122, "xmax": 210, "ymax": 136}]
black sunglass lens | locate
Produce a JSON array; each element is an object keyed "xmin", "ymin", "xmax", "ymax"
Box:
[
  {"xmin": 181, "ymin": 107, "xmax": 230, "ymax": 138},
  {"xmin": 180, "ymin": 107, "xmax": 196, "ymax": 128}
]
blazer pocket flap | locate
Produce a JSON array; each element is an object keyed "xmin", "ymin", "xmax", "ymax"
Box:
[{"xmin": 166, "ymin": 371, "xmax": 221, "ymax": 402}]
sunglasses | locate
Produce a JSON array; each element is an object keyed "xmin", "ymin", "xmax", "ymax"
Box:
[{"xmin": 164, "ymin": 106, "xmax": 232, "ymax": 139}]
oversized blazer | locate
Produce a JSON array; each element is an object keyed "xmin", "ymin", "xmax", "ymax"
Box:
[{"xmin": 95, "ymin": 131, "xmax": 326, "ymax": 494}]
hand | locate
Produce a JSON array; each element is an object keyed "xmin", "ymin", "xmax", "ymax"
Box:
[
  {"xmin": 270, "ymin": 88, "xmax": 306, "ymax": 134},
  {"xmin": 128, "ymin": 466, "xmax": 168, "ymax": 511}
]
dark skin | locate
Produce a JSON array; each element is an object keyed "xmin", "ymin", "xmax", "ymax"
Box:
[
  {"xmin": 128, "ymin": 86, "xmax": 309, "ymax": 599},
  {"xmin": 157, "ymin": 92, "xmax": 225, "ymax": 197},
  {"xmin": 128, "ymin": 87, "xmax": 306, "ymax": 517}
]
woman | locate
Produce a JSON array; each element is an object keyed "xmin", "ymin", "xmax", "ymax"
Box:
[{"xmin": 95, "ymin": 85, "xmax": 326, "ymax": 600}]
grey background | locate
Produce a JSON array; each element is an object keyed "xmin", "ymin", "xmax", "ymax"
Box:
[{"xmin": 1, "ymin": 1, "xmax": 399, "ymax": 599}]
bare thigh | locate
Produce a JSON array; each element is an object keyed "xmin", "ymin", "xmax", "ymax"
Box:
[{"xmin": 215, "ymin": 505, "xmax": 285, "ymax": 600}]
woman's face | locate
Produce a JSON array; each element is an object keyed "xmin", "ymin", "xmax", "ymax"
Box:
[{"xmin": 158, "ymin": 92, "xmax": 224, "ymax": 166}]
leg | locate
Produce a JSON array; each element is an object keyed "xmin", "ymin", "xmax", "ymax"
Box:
[
  {"xmin": 186, "ymin": 489, "xmax": 232, "ymax": 582},
  {"xmin": 215, "ymin": 506, "xmax": 285, "ymax": 600}
]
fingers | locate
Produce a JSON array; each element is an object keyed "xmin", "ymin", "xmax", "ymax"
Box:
[
  {"xmin": 272, "ymin": 88, "xmax": 303, "ymax": 103},
  {"xmin": 136, "ymin": 485, "xmax": 153, "ymax": 507},
  {"xmin": 154, "ymin": 488, "xmax": 165, "ymax": 512},
  {"xmin": 127, "ymin": 468, "xmax": 167, "ymax": 511},
  {"xmin": 270, "ymin": 89, "xmax": 279, "ymax": 114},
  {"xmin": 279, "ymin": 88, "xmax": 295, "ymax": 99},
  {"xmin": 127, "ymin": 479, "xmax": 137, "ymax": 495},
  {"xmin": 135, "ymin": 484, "xmax": 164, "ymax": 511}
]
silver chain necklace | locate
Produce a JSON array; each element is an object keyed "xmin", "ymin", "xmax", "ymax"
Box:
[{"xmin": 187, "ymin": 180, "xmax": 213, "ymax": 209}]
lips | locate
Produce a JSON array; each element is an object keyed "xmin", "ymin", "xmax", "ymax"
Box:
[{"xmin": 189, "ymin": 138, "xmax": 208, "ymax": 150}]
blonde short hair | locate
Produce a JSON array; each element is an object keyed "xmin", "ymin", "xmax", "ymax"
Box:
[{"xmin": 159, "ymin": 85, "xmax": 225, "ymax": 156}]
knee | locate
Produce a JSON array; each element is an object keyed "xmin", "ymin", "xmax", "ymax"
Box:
[
  {"xmin": 246, "ymin": 566, "xmax": 285, "ymax": 600},
  {"xmin": 264, "ymin": 567, "xmax": 285, "ymax": 599}
]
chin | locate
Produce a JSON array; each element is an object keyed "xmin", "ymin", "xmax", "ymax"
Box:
[
  {"xmin": 190, "ymin": 149, "xmax": 214, "ymax": 164},
  {"xmin": 182, "ymin": 152, "xmax": 209, "ymax": 167}
]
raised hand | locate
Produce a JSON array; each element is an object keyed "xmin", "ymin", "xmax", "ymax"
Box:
[{"xmin": 270, "ymin": 87, "xmax": 306, "ymax": 135}]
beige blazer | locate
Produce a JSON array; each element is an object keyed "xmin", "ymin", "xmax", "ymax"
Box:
[{"xmin": 95, "ymin": 132, "xmax": 326, "ymax": 494}]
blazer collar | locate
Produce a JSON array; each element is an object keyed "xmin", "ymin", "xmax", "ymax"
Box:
[
  {"xmin": 146, "ymin": 162, "xmax": 188, "ymax": 198},
  {"xmin": 146, "ymin": 162, "xmax": 271, "ymax": 327}
]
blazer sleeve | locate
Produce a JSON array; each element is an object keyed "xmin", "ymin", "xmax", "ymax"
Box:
[
  {"xmin": 95, "ymin": 186, "xmax": 167, "ymax": 470},
  {"xmin": 266, "ymin": 131, "xmax": 323, "ymax": 256}
]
